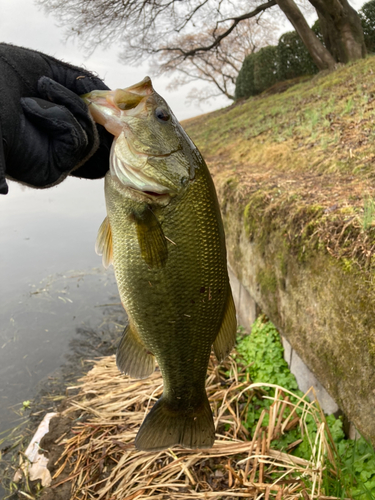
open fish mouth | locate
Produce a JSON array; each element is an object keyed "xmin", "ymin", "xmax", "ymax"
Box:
[{"xmin": 82, "ymin": 77, "xmax": 191, "ymax": 198}]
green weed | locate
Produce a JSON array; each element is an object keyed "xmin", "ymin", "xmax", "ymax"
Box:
[
  {"xmin": 320, "ymin": 135, "xmax": 330, "ymax": 150},
  {"xmin": 304, "ymin": 108, "xmax": 321, "ymax": 132},
  {"xmin": 344, "ymin": 97, "xmax": 355, "ymax": 114},
  {"xmin": 237, "ymin": 316, "xmax": 375, "ymax": 498},
  {"xmin": 326, "ymin": 95, "xmax": 337, "ymax": 114},
  {"xmin": 362, "ymin": 196, "xmax": 375, "ymax": 231}
]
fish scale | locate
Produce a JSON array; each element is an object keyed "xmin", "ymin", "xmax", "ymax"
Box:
[
  {"xmin": 82, "ymin": 76, "xmax": 237, "ymax": 451},
  {"xmin": 106, "ymin": 166, "xmax": 226, "ymax": 388}
]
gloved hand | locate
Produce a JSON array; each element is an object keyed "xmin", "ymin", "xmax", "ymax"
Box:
[{"xmin": 0, "ymin": 43, "xmax": 113, "ymax": 194}]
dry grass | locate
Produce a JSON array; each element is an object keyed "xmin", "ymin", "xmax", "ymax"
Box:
[{"xmin": 37, "ymin": 354, "xmax": 344, "ymax": 500}]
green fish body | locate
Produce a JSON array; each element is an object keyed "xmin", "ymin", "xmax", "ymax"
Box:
[{"xmin": 82, "ymin": 78, "xmax": 237, "ymax": 451}]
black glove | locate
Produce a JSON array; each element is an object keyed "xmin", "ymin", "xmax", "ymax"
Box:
[{"xmin": 0, "ymin": 43, "xmax": 113, "ymax": 195}]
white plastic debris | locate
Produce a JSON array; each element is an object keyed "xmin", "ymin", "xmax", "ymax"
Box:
[{"xmin": 14, "ymin": 412, "xmax": 58, "ymax": 486}]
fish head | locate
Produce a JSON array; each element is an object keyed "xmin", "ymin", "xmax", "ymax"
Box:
[{"xmin": 82, "ymin": 77, "xmax": 198, "ymax": 202}]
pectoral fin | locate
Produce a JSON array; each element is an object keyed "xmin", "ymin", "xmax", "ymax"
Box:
[
  {"xmin": 213, "ymin": 290, "xmax": 237, "ymax": 362},
  {"xmin": 116, "ymin": 322, "xmax": 155, "ymax": 379},
  {"xmin": 95, "ymin": 217, "xmax": 113, "ymax": 269},
  {"xmin": 133, "ymin": 206, "xmax": 168, "ymax": 268}
]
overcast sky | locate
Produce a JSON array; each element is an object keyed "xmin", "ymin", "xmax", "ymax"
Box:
[{"xmin": 0, "ymin": 0, "xmax": 367, "ymax": 120}]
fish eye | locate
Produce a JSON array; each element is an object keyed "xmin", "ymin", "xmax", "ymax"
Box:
[{"xmin": 155, "ymin": 107, "xmax": 170, "ymax": 122}]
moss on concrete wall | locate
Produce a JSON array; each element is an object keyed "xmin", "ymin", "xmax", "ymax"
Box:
[{"xmin": 218, "ymin": 175, "xmax": 375, "ymax": 445}]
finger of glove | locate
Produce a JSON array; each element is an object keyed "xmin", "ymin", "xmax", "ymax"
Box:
[
  {"xmin": 61, "ymin": 71, "xmax": 109, "ymax": 95},
  {"xmin": 8, "ymin": 109, "xmax": 86, "ymax": 188},
  {"xmin": 73, "ymin": 74, "xmax": 109, "ymax": 94},
  {"xmin": 37, "ymin": 76, "xmax": 97, "ymax": 155},
  {"xmin": 21, "ymin": 97, "xmax": 89, "ymax": 165},
  {"xmin": 49, "ymin": 61, "xmax": 109, "ymax": 94},
  {"xmin": 71, "ymin": 124, "xmax": 112, "ymax": 179}
]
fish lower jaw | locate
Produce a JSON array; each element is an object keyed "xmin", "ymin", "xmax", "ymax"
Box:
[
  {"xmin": 131, "ymin": 188, "xmax": 173, "ymax": 206},
  {"xmin": 111, "ymin": 176, "xmax": 173, "ymax": 205}
]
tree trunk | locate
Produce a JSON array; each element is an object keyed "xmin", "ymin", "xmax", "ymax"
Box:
[
  {"xmin": 308, "ymin": 0, "xmax": 366, "ymax": 63},
  {"xmin": 275, "ymin": 0, "xmax": 336, "ymax": 71}
]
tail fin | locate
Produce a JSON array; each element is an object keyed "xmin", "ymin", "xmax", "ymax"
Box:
[{"xmin": 135, "ymin": 395, "xmax": 215, "ymax": 451}]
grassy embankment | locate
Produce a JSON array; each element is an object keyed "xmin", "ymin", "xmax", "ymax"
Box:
[{"xmin": 182, "ymin": 56, "xmax": 375, "ymax": 271}]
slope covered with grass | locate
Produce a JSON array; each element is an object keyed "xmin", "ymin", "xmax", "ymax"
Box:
[
  {"xmin": 182, "ymin": 56, "xmax": 375, "ymax": 446},
  {"xmin": 183, "ymin": 57, "xmax": 375, "ymax": 179},
  {"xmin": 183, "ymin": 56, "xmax": 375, "ymax": 269}
]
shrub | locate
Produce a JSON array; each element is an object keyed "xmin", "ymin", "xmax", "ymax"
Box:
[
  {"xmin": 235, "ymin": 24, "xmax": 321, "ymax": 100},
  {"xmin": 278, "ymin": 30, "xmax": 319, "ymax": 81},
  {"xmin": 253, "ymin": 45, "xmax": 280, "ymax": 94},
  {"xmin": 235, "ymin": 52, "xmax": 256, "ymax": 100},
  {"xmin": 311, "ymin": 18, "xmax": 324, "ymax": 45},
  {"xmin": 234, "ymin": 19, "xmax": 326, "ymax": 101},
  {"xmin": 360, "ymin": 0, "xmax": 375, "ymax": 53}
]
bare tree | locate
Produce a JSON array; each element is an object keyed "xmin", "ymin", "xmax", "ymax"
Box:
[
  {"xmin": 310, "ymin": 0, "xmax": 366, "ymax": 62},
  {"xmin": 149, "ymin": 18, "xmax": 279, "ymax": 103},
  {"xmin": 275, "ymin": 0, "xmax": 365, "ymax": 68},
  {"xmin": 276, "ymin": 0, "xmax": 336, "ymax": 69},
  {"xmin": 37, "ymin": 0, "xmax": 366, "ymax": 98}
]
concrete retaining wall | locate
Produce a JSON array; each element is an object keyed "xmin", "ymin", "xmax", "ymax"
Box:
[
  {"xmin": 229, "ymin": 267, "xmax": 339, "ymax": 415},
  {"xmin": 221, "ymin": 190, "xmax": 375, "ymax": 444}
]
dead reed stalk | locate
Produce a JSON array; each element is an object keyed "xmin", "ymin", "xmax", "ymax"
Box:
[{"xmin": 40, "ymin": 355, "xmax": 341, "ymax": 500}]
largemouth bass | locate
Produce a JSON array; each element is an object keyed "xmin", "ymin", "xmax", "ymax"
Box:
[{"xmin": 82, "ymin": 77, "xmax": 237, "ymax": 451}]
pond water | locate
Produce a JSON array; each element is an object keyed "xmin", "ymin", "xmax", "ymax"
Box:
[{"xmin": 0, "ymin": 177, "xmax": 123, "ymax": 436}]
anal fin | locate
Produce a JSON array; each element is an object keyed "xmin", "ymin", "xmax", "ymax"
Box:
[
  {"xmin": 213, "ymin": 290, "xmax": 237, "ymax": 362},
  {"xmin": 95, "ymin": 216, "xmax": 113, "ymax": 269},
  {"xmin": 116, "ymin": 323, "xmax": 155, "ymax": 379}
]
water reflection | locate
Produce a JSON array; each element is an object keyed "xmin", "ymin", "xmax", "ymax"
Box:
[
  {"xmin": 0, "ymin": 178, "xmax": 124, "ymax": 434},
  {"xmin": 0, "ymin": 177, "xmax": 107, "ymax": 301}
]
